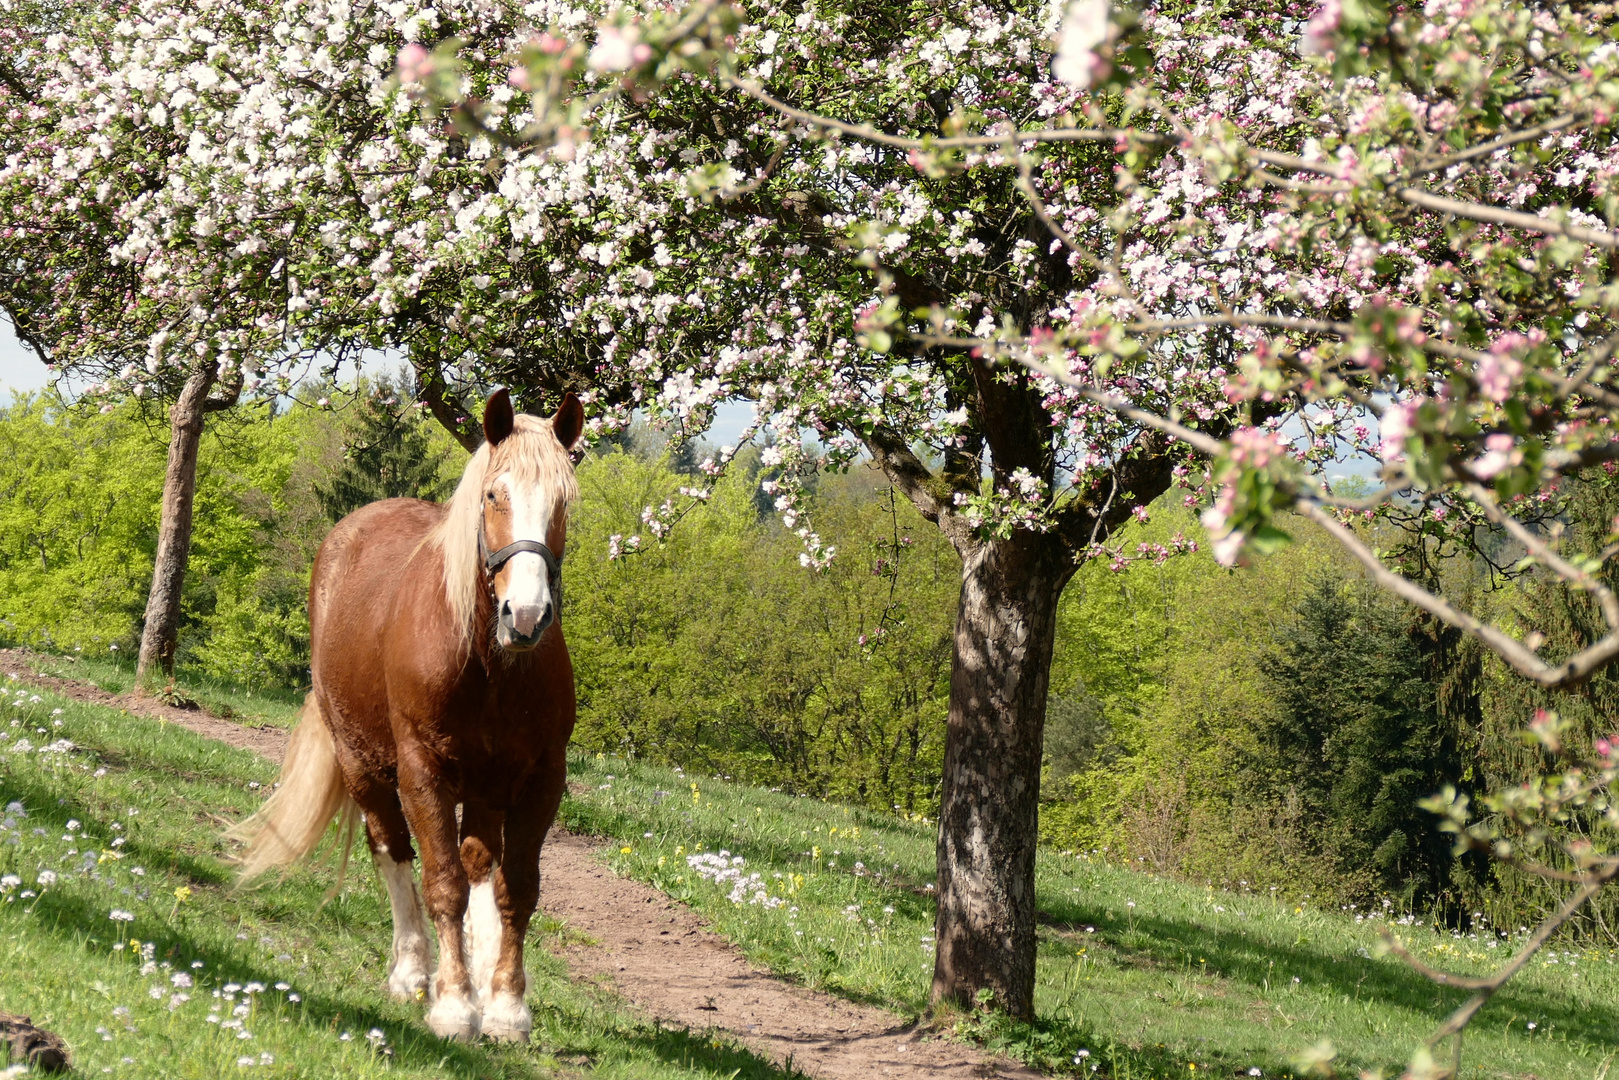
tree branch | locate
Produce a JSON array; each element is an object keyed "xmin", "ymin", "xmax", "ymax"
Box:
[
  {"xmin": 863, "ymin": 423, "xmax": 973, "ymax": 551},
  {"xmin": 1395, "ymin": 186, "xmax": 1617, "ymax": 250},
  {"xmin": 413, "ymin": 359, "xmax": 480, "ymax": 452},
  {"xmin": 1298, "ymin": 500, "xmax": 1619, "ymax": 689}
]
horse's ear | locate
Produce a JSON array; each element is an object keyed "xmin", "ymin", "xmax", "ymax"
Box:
[
  {"xmin": 483, "ymin": 388, "xmax": 515, "ymax": 446},
  {"xmin": 552, "ymin": 392, "xmax": 584, "ymax": 451}
]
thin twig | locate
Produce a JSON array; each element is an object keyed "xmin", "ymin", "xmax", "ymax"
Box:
[{"xmin": 1463, "ymin": 480, "xmax": 1619, "ymax": 630}]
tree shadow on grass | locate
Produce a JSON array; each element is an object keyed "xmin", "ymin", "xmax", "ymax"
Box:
[
  {"xmin": 0, "ymin": 766, "xmax": 233, "ymax": 887},
  {"xmin": 558, "ymin": 771, "xmax": 1619, "ymax": 1073},
  {"xmin": 8, "ymin": 883, "xmax": 516, "ymax": 1077},
  {"xmin": 3, "ymin": 782, "xmax": 808, "ymax": 1080},
  {"xmin": 1036, "ymin": 904, "xmax": 1619, "ymax": 1054}
]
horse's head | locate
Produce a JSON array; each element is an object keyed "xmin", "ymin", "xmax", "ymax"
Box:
[{"xmin": 477, "ymin": 388, "xmax": 584, "ymax": 651}]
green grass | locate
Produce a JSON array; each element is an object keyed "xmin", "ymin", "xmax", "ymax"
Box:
[
  {"xmin": 17, "ymin": 650, "xmax": 305, "ymax": 729},
  {"xmin": 0, "ymin": 678, "xmax": 806, "ymax": 1079},
  {"xmin": 562, "ymin": 752, "xmax": 1619, "ymax": 1080},
  {"xmin": 10, "ymin": 654, "xmax": 1619, "ymax": 1080}
]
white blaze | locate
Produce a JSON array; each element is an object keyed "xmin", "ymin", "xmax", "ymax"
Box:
[{"xmin": 497, "ymin": 473, "xmax": 554, "ymax": 636}]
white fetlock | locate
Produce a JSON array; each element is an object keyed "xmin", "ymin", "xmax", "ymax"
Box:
[
  {"xmin": 480, "ymin": 991, "xmax": 532, "ymax": 1043},
  {"xmin": 376, "ymin": 855, "xmax": 433, "ymax": 1004},
  {"xmin": 426, "ymin": 992, "xmax": 481, "ymax": 1042},
  {"xmin": 387, "ymin": 949, "xmax": 431, "ymax": 1003}
]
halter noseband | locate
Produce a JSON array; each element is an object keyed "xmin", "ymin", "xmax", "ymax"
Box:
[{"xmin": 480, "ymin": 536, "xmax": 562, "ymax": 584}]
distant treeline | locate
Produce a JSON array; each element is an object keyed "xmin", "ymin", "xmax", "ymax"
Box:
[{"xmin": 3, "ymin": 385, "xmax": 1616, "ymax": 932}]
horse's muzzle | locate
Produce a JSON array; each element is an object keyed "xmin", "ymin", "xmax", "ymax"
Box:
[{"xmin": 498, "ymin": 599, "xmax": 552, "ymax": 650}]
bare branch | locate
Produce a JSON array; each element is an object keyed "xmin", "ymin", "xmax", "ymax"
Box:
[
  {"xmin": 862, "ymin": 423, "xmax": 974, "ymax": 551},
  {"xmin": 724, "ymin": 74, "xmax": 1168, "ymax": 153},
  {"xmin": 1421, "ymin": 863, "xmax": 1619, "ymax": 1047},
  {"xmin": 1298, "ymin": 501, "xmax": 1619, "ymax": 689},
  {"xmin": 1395, "ymin": 186, "xmax": 1618, "ymax": 250},
  {"xmin": 917, "ymin": 333, "xmax": 1227, "ymax": 457},
  {"xmin": 1462, "ymin": 481, "xmax": 1619, "ymax": 630},
  {"xmin": 1411, "ymin": 114, "xmax": 1581, "ymax": 176}
]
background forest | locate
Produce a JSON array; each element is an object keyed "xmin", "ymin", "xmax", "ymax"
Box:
[{"xmin": 4, "ymin": 382, "xmax": 1615, "ymax": 937}]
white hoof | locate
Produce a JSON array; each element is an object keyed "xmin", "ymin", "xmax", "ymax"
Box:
[
  {"xmin": 480, "ymin": 991, "xmax": 532, "ymax": 1044},
  {"xmin": 388, "ymin": 954, "xmax": 430, "ymax": 1003},
  {"xmin": 426, "ymin": 992, "xmax": 481, "ymax": 1042}
]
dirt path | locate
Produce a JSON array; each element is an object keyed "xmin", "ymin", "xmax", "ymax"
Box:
[
  {"xmin": 0, "ymin": 649, "xmax": 290, "ymax": 761},
  {"xmin": 0, "ymin": 650, "xmax": 1038, "ymax": 1080}
]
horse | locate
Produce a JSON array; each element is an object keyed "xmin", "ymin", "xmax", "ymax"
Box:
[{"xmin": 230, "ymin": 387, "xmax": 584, "ymax": 1042}]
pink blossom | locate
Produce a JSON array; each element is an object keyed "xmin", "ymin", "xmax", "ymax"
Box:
[
  {"xmin": 1379, "ymin": 398, "xmax": 1424, "ymax": 464},
  {"xmin": 1301, "ymin": 0, "xmax": 1343, "ymax": 56},
  {"xmin": 1477, "ymin": 337, "xmax": 1526, "ymax": 402},
  {"xmin": 1052, "ymin": 0, "xmax": 1111, "ymax": 89},
  {"xmin": 1209, "ymin": 529, "xmax": 1246, "ymax": 568},
  {"xmin": 396, "ymin": 43, "xmax": 432, "ymax": 85},
  {"xmin": 589, "ymin": 25, "xmax": 649, "ymax": 73},
  {"xmin": 1226, "ymin": 426, "xmax": 1285, "ymax": 468},
  {"xmin": 1469, "ymin": 433, "xmax": 1516, "ymax": 479}
]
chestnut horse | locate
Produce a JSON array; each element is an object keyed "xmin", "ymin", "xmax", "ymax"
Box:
[{"xmin": 231, "ymin": 388, "xmax": 583, "ymax": 1042}]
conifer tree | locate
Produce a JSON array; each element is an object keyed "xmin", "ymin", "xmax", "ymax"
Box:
[
  {"xmin": 315, "ymin": 379, "xmax": 453, "ymax": 524},
  {"xmin": 1263, "ymin": 577, "xmax": 1481, "ymax": 906}
]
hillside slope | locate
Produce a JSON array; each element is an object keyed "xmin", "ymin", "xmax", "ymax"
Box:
[{"xmin": 562, "ymin": 753, "xmax": 1619, "ymax": 1080}]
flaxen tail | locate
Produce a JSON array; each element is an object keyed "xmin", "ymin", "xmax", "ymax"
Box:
[{"xmin": 227, "ymin": 693, "xmax": 358, "ymax": 887}]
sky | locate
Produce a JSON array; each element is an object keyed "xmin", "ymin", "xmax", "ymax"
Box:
[{"xmin": 0, "ymin": 326, "xmax": 47, "ymax": 395}]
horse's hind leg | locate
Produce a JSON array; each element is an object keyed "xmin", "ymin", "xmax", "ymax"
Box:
[
  {"xmin": 362, "ymin": 798, "xmax": 431, "ymax": 1003},
  {"xmin": 458, "ymin": 803, "xmax": 504, "ymax": 1011}
]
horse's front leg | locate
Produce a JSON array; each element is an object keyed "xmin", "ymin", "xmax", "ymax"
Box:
[
  {"xmin": 458, "ymin": 802, "xmax": 504, "ymax": 1010},
  {"xmin": 480, "ymin": 763, "xmax": 566, "ymax": 1043},
  {"xmin": 397, "ymin": 751, "xmax": 479, "ymax": 1042}
]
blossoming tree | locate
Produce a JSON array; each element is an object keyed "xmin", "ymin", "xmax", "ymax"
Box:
[
  {"xmin": 0, "ymin": 0, "xmax": 1221, "ymax": 1016},
  {"xmin": 527, "ymin": 0, "xmax": 1619, "ymax": 1063},
  {"xmin": 14, "ymin": 0, "xmax": 1619, "ymax": 1058},
  {"xmin": 421, "ymin": 0, "xmax": 1619, "ymax": 1054}
]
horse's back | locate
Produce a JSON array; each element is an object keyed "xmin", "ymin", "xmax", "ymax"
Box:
[
  {"xmin": 309, "ymin": 499, "xmax": 447, "ymax": 776},
  {"xmin": 310, "ymin": 498, "xmax": 445, "ymax": 642}
]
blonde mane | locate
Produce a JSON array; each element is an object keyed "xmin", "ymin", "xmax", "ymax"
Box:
[{"xmin": 432, "ymin": 414, "xmax": 580, "ymax": 644}]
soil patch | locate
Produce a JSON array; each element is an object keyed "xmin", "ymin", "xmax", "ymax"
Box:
[{"xmin": 0, "ymin": 648, "xmax": 1038, "ymax": 1079}]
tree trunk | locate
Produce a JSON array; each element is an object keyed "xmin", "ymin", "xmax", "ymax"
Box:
[
  {"xmin": 135, "ymin": 364, "xmax": 218, "ymax": 689},
  {"xmin": 930, "ymin": 531, "xmax": 1073, "ymax": 1019}
]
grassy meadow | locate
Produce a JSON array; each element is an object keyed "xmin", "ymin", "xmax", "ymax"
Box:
[
  {"xmin": 562, "ymin": 753, "xmax": 1619, "ymax": 1080},
  {"xmin": 20, "ymin": 651, "xmax": 305, "ymax": 730},
  {"xmin": 0, "ymin": 672, "xmax": 802, "ymax": 1080},
  {"xmin": 4, "ymin": 655, "xmax": 1619, "ymax": 1079}
]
